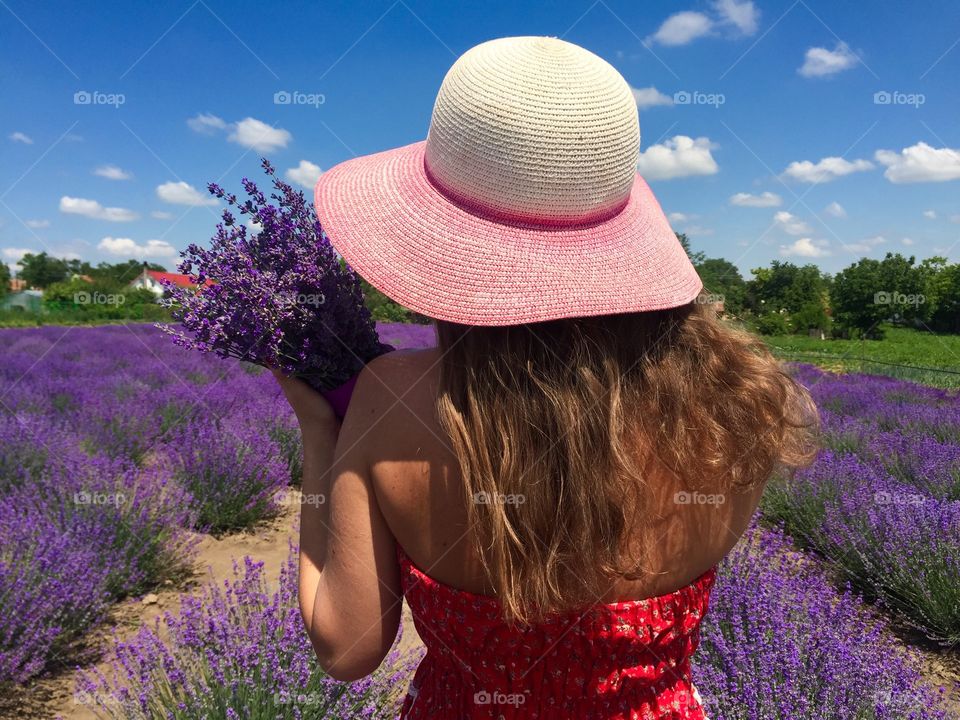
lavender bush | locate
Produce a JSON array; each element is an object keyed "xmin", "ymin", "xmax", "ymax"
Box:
[
  {"xmin": 694, "ymin": 525, "xmax": 948, "ymax": 720},
  {"xmin": 164, "ymin": 420, "xmax": 288, "ymax": 534},
  {"xmin": 763, "ymin": 451, "xmax": 960, "ymax": 643},
  {"xmin": 0, "ymin": 499, "xmax": 111, "ymax": 683},
  {"xmin": 160, "ymin": 159, "xmax": 392, "ymax": 393},
  {"xmin": 78, "ymin": 541, "xmax": 423, "ymax": 719}
]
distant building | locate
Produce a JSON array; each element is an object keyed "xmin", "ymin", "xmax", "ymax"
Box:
[
  {"xmin": 129, "ymin": 268, "xmax": 211, "ymax": 297},
  {"xmin": 0, "ymin": 289, "xmax": 43, "ymax": 312},
  {"xmin": 8, "ymin": 278, "xmax": 26, "ymax": 293}
]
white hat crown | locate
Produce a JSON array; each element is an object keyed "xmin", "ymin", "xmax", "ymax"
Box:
[{"xmin": 424, "ymin": 36, "xmax": 640, "ymax": 226}]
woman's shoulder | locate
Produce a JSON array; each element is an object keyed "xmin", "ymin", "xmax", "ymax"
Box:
[
  {"xmin": 356, "ymin": 347, "xmax": 440, "ymax": 394},
  {"xmin": 347, "ymin": 348, "xmax": 441, "ymax": 429}
]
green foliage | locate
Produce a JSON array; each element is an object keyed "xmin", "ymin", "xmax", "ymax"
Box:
[
  {"xmin": 16, "ymin": 252, "xmax": 68, "ymax": 289},
  {"xmin": 746, "ymin": 262, "xmax": 827, "ymax": 317},
  {"xmin": 0, "ymin": 263, "xmax": 9, "ymax": 299},
  {"xmin": 831, "ymin": 254, "xmax": 928, "ymax": 338},
  {"xmin": 756, "ymin": 312, "xmax": 790, "ymax": 336},
  {"xmin": 790, "ymin": 301, "xmax": 832, "ymax": 335},
  {"xmin": 696, "ymin": 257, "xmax": 745, "ymax": 314},
  {"xmin": 41, "ymin": 277, "xmax": 165, "ymax": 322},
  {"xmin": 360, "ymin": 278, "xmax": 431, "ymax": 324},
  {"xmin": 676, "ymin": 232, "xmax": 706, "ymax": 265}
]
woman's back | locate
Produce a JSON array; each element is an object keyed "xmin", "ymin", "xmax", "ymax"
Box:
[{"xmin": 366, "ymin": 347, "xmax": 765, "ymax": 605}]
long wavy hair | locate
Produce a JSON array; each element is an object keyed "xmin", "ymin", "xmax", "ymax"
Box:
[{"xmin": 435, "ymin": 300, "xmax": 818, "ymax": 624}]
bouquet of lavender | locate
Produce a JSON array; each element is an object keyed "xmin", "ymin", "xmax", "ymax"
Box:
[{"xmin": 160, "ymin": 160, "xmax": 392, "ymax": 415}]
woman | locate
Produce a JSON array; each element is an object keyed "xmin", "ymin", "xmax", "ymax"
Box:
[{"xmin": 276, "ymin": 36, "xmax": 817, "ymax": 719}]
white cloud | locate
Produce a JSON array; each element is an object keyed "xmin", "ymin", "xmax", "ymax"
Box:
[
  {"xmin": 730, "ymin": 191, "xmax": 781, "ymax": 207},
  {"xmin": 923, "ymin": 209, "xmax": 937, "ymax": 219},
  {"xmin": 874, "ymin": 142, "xmax": 960, "ymax": 183},
  {"xmin": 685, "ymin": 224, "xmax": 714, "ymax": 236},
  {"xmin": 59, "ymin": 196, "xmax": 139, "ymax": 222},
  {"xmin": 902, "ymin": 237, "xmax": 915, "ymax": 246},
  {"xmin": 187, "ymin": 113, "xmax": 228, "ymax": 134},
  {"xmin": 647, "ymin": 11, "xmax": 713, "ymax": 46},
  {"xmin": 782, "ymin": 156, "xmax": 874, "ymax": 183},
  {"xmin": 151, "ymin": 210, "xmax": 174, "ymax": 220},
  {"xmin": 9, "ymin": 132, "xmax": 33, "ymax": 145},
  {"xmin": 284, "ymin": 160, "xmax": 323, "ymax": 189},
  {"xmin": 668, "ymin": 212, "xmax": 690, "ymax": 223},
  {"xmin": 824, "ymin": 201, "xmax": 847, "ymax": 218},
  {"xmin": 798, "ymin": 42, "xmax": 859, "ymax": 78},
  {"xmin": 97, "ymin": 236, "xmax": 177, "ymax": 259},
  {"xmin": 845, "ymin": 236, "xmax": 886, "ymax": 254},
  {"xmin": 247, "ymin": 219, "xmax": 263, "ymax": 235},
  {"xmin": 2, "ymin": 247, "xmax": 34, "ymax": 263},
  {"xmin": 156, "ymin": 181, "xmax": 218, "ymax": 207},
  {"xmin": 636, "ymin": 135, "xmax": 719, "ymax": 180},
  {"xmin": 93, "ymin": 164, "xmax": 132, "ymax": 181},
  {"xmin": 632, "ymin": 86, "xmax": 674, "ymax": 110},
  {"xmin": 228, "ymin": 117, "xmax": 292, "ymax": 153},
  {"xmin": 773, "ymin": 211, "xmax": 811, "ymax": 236},
  {"xmin": 25, "ymin": 219, "xmax": 50, "ymax": 229},
  {"xmin": 780, "ymin": 237, "xmax": 829, "ymax": 258},
  {"xmin": 713, "ymin": 0, "xmax": 759, "ymax": 35}
]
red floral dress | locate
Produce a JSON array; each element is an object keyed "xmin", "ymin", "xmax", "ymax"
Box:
[{"xmin": 397, "ymin": 544, "xmax": 716, "ymax": 719}]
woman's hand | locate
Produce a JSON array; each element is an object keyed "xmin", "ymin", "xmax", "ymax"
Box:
[{"xmin": 272, "ymin": 370, "xmax": 340, "ymax": 434}]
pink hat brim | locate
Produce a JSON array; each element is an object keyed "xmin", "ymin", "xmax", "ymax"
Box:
[{"xmin": 314, "ymin": 141, "xmax": 702, "ymax": 326}]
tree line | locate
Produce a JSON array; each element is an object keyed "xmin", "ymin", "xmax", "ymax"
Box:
[{"xmin": 679, "ymin": 234, "xmax": 960, "ymax": 338}]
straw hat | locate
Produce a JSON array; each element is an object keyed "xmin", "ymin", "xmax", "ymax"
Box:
[{"xmin": 314, "ymin": 36, "xmax": 702, "ymax": 325}]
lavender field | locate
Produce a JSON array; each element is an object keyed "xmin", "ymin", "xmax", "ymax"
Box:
[{"xmin": 0, "ymin": 323, "xmax": 956, "ymax": 719}]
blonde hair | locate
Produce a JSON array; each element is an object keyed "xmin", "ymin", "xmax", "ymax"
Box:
[{"xmin": 435, "ymin": 301, "xmax": 817, "ymax": 624}]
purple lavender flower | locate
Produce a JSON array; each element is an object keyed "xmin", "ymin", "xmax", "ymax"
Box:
[
  {"xmin": 79, "ymin": 540, "xmax": 423, "ymax": 718},
  {"xmin": 694, "ymin": 524, "xmax": 949, "ymax": 719},
  {"xmin": 160, "ymin": 159, "xmax": 392, "ymax": 393}
]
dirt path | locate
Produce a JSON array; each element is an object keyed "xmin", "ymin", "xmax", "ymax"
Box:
[{"xmin": 3, "ymin": 504, "xmax": 422, "ymax": 720}]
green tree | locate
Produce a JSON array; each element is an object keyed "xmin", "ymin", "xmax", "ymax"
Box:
[
  {"xmin": 696, "ymin": 258, "xmax": 745, "ymax": 314},
  {"xmin": 0, "ymin": 262, "xmax": 9, "ymax": 299},
  {"xmin": 929, "ymin": 262, "xmax": 960, "ymax": 333},
  {"xmin": 745, "ymin": 262, "xmax": 826, "ymax": 319},
  {"xmin": 17, "ymin": 252, "xmax": 68, "ymax": 289},
  {"xmin": 876, "ymin": 253, "xmax": 924, "ymax": 324},
  {"xmin": 676, "ymin": 232, "xmax": 706, "ymax": 266},
  {"xmin": 831, "ymin": 258, "xmax": 887, "ymax": 338}
]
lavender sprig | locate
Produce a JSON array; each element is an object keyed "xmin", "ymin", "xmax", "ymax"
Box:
[{"xmin": 160, "ymin": 159, "xmax": 391, "ymax": 392}]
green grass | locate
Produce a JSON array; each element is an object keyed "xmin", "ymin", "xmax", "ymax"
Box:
[{"xmin": 763, "ymin": 326, "xmax": 960, "ymax": 388}]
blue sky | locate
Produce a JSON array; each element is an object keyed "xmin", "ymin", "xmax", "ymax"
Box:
[{"xmin": 2, "ymin": 0, "xmax": 959, "ymax": 279}]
